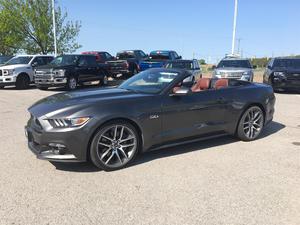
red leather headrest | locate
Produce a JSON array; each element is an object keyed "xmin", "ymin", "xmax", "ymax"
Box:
[
  {"xmin": 199, "ymin": 78, "xmax": 210, "ymax": 90},
  {"xmin": 215, "ymin": 79, "xmax": 229, "ymax": 89}
]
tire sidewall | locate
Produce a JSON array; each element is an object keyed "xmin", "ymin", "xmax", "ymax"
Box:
[
  {"xmin": 90, "ymin": 121, "xmax": 140, "ymax": 171},
  {"xmin": 16, "ymin": 74, "xmax": 30, "ymax": 89}
]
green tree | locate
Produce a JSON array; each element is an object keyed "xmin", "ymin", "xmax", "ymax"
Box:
[
  {"xmin": 199, "ymin": 59, "xmax": 206, "ymax": 65},
  {"xmin": 0, "ymin": 0, "xmax": 81, "ymax": 55}
]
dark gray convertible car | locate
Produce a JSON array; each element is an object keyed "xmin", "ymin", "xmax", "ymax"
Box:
[{"xmin": 25, "ymin": 68, "xmax": 275, "ymax": 171}]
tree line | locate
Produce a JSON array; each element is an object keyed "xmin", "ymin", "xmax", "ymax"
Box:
[{"xmin": 0, "ymin": 0, "xmax": 81, "ymax": 55}]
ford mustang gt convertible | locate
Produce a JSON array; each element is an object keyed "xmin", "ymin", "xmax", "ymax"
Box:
[{"xmin": 25, "ymin": 68, "xmax": 275, "ymax": 171}]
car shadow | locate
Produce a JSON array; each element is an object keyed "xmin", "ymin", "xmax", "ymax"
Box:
[{"xmin": 51, "ymin": 121, "xmax": 285, "ymax": 173}]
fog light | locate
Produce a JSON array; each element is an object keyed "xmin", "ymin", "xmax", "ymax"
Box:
[{"xmin": 49, "ymin": 143, "xmax": 66, "ymax": 155}]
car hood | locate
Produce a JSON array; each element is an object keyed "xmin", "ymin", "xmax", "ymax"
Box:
[
  {"xmin": 28, "ymin": 87, "xmax": 152, "ymax": 118},
  {"xmin": 215, "ymin": 67, "xmax": 252, "ymax": 73},
  {"xmin": 0, "ymin": 64, "xmax": 30, "ymax": 69}
]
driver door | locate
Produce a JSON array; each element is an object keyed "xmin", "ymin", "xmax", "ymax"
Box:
[{"xmin": 161, "ymin": 89, "xmax": 228, "ymax": 143}]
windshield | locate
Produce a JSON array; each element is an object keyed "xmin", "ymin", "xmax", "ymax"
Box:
[
  {"xmin": 6, "ymin": 56, "xmax": 33, "ymax": 65},
  {"xmin": 217, "ymin": 60, "xmax": 252, "ymax": 69},
  {"xmin": 150, "ymin": 52, "xmax": 170, "ymax": 60},
  {"xmin": 273, "ymin": 59, "xmax": 300, "ymax": 68},
  {"xmin": 50, "ymin": 55, "xmax": 80, "ymax": 66},
  {"xmin": 165, "ymin": 61, "xmax": 192, "ymax": 70},
  {"xmin": 119, "ymin": 70, "xmax": 179, "ymax": 94},
  {"xmin": 117, "ymin": 52, "xmax": 135, "ymax": 59}
]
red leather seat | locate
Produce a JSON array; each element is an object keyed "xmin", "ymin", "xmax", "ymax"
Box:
[
  {"xmin": 191, "ymin": 78, "xmax": 210, "ymax": 92},
  {"xmin": 214, "ymin": 79, "xmax": 229, "ymax": 89}
]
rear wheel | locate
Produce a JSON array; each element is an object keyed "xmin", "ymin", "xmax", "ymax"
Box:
[
  {"xmin": 16, "ymin": 74, "xmax": 30, "ymax": 89},
  {"xmin": 237, "ymin": 106, "xmax": 264, "ymax": 141},
  {"xmin": 0, "ymin": 86, "xmax": 5, "ymax": 89},
  {"xmin": 90, "ymin": 121, "xmax": 140, "ymax": 171},
  {"xmin": 66, "ymin": 76, "xmax": 77, "ymax": 90}
]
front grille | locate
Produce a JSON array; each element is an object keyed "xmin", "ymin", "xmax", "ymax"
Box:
[
  {"xmin": 0, "ymin": 70, "xmax": 2, "ymax": 76},
  {"xmin": 287, "ymin": 74, "xmax": 300, "ymax": 81},
  {"xmin": 35, "ymin": 74, "xmax": 52, "ymax": 79},
  {"xmin": 220, "ymin": 72, "xmax": 243, "ymax": 78}
]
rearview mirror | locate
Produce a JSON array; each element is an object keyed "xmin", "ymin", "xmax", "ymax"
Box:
[{"xmin": 170, "ymin": 87, "xmax": 190, "ymax": 96}]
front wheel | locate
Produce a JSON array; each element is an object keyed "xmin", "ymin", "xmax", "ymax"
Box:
[
  {"xmin": 90, "ymin": 121, "xmax": 140, "ymax": 171},
  {"xmin": 16, "ymin": 75, "xmax": 30, "ymax": 89},
  {"xmin": 66, "ymin": 76, "xmax": 77, "ymax": 90},
  {"xmin": 237, "ymin": 106, "xmax": 264, "ymax": 141}
]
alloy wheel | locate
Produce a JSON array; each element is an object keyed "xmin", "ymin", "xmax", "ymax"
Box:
[
  {"xmin": 68, "ymin": 77, "xmax": 77, "ymax": 90},
  {"xmin": 96, "ymin": 125, "xmax": 137, "ymax": 168},
  {"xmin": 242, "ymin": 107, "xmax": 264, "ymax": 139}
]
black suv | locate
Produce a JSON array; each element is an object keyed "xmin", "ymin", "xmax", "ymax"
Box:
[
  {"xmin": 34, "ymin": 54, "xmax": 108, "ymax": 90},
  {"xmin": 263, "ymin": 57, "xmax": 300, "ymax": 91}
]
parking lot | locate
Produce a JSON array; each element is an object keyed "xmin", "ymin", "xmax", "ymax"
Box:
[{"xmin": 0, "ymin": 82, "xmax": 299, "ymax": 225}]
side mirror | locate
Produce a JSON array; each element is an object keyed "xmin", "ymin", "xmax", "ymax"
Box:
[
  {"xmin": 212, "ymin": 65, "xmax": 216, "ymax": 70},
  {"xmin": 170, "ymin": 87, "xmax": 190, "ymax": 96},
  {"xmin": 31, "ymin": 62, "xmax": 38, "ymax": 67},
  {"xmin": 177, "ymin": 56, "xmax": 182, "ymax": 59}
]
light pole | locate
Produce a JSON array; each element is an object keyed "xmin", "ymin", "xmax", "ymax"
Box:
[
  {"xmin": 231, "ymin": 0, "xmax": 238, "ymax": 55},
  {"xmin": 52, "ymin": 0, "xmax": 57, "ymax": 56}
]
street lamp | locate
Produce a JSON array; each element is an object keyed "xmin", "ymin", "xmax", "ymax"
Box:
[
  {"xmin": 231, "ymin": 0, "xmax": 238, "ymax": 55},
  {"xmin": 52, "ymin": 0, "xmax": 57, "ymax": 56}
]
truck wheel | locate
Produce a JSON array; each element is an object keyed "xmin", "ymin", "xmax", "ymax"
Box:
[
  {"xmin": 16, "ymin": 74, "xmax": 30, "ymax": 89},
  {"xmin": 99, "ymin": 75, "xmax": 108, "ymax": 86},
  {"xmin": 66, "ymin": 76, "xmax": 77, "ymax": 90},
  {"xmin": 0, "ymin": 86, "xmax": 5, "ymax": 89}
]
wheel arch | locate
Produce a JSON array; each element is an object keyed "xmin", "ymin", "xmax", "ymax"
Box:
[
  {"xmin": 86, "ymin": 117, "xmax": 144, "ymax": 161},
  {"xmin": 17, "ymin": 72, "xmax": 31, "ymax": 81}
]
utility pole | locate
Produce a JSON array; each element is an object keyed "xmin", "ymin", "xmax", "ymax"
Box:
[
  {"xmin": 52, "ymin": 0, "xmax": 57, "ymax": 56},
  {"xmin": 237, "ymin": 38, "xmax": 242, "ymax": 55},
  {"xmin": 231, "ymin": 0, "xmax": 238, "ymax": 55}
]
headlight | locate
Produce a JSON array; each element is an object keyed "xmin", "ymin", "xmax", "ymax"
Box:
[
  {"xmin": 53, "ymin": 69, "xmax": 65, "ymax": 77},
  {"xmin": 214, "ymin": 70, "xmax": 221, "ymax": 75},
  {"xmin": 243, "ymin": 71, "xmax": 251, "ymax": 75},
  {"xmin": 274, "ymin": 72, "xmax": 286, "ymax": 77},
  {"xmin": 3, "ymin": 69, "xmax": 15, "ymax": 76},
  {"xmin": 48, "ymin": 117, "xmax": 90, "ymax": 128}
]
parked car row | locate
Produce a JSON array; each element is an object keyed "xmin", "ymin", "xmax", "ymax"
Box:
[{"xmin": 1, "ymin": 51, "xmax": 300, "ymax": 91}]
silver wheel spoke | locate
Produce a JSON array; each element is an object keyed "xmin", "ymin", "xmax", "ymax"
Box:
[
  {"xmin": 98, "ymin": 142, "xmax": 111, "ymax": 148},
  {"xmin": 101, "ymin": 148, "xmax": 111, "ymax": 159},
  {"xmin": 121, "ymin": 143, "xmax": 135, "ymax": 148},
  {"xmin": 115, "ymin": 150, "xmax": 122, "ymax": 163},
  {"xmin": 113, "ymin": 126, "xmax": 118, "ymax": 140},
  {"xmin": 105, "ymin": 152, "xmax": 114, "ymax": 164},
  {"xmin": 119, "ymin": 136, "xmax": 134, "ymax": 143},
  {"xmin": 101, "ymin": 135, "xmax": 113, "ymax": 142},
  {"xmin": 118, "ymin": 148, "xmax": 128, "ymax": 159},
  {"xmin": 119, "ymin": 126, "xmax": 124, "ymax": 140}
]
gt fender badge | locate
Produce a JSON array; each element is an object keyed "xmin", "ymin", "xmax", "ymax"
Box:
[{"xmin": 149, "ymin": 115, "xmax": 159, "ymax": 119}]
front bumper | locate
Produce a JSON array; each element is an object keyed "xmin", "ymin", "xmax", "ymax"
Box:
[
  {"xmin": 0, "ymin": 75, "xmax": 17, "ymax": 85},
  {"xmin": 272, "ymin": 78, "xmax": 300, "ymax": 91},
  {"xmin": 109, "ymin": 69, "xmax": 130, "ymax": 75},
  {"xmin": 25, "ymin": 122, "xmax": 90, "ymax": 162},
  {"xmin": 34, "ymin": 76, "xmax": 67, "ymax": 87}
]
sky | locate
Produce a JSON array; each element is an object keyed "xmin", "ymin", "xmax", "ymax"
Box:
[{"xmin": 59, "ymin": 0, "xmax": 300, "ymax": 63}]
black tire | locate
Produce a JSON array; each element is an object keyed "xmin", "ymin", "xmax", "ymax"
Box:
[
  {"xmin": 237, "ymin": 106, "xmax": 265, "ymax": 141},
  {"xmin": 90, "ymin": 120, "xmax": 140, "ymax": 171},
  {"xmin": 16, "ymin": 74, "xmax": 30, "ymax": 89},
  {"xmin": 99, "ymin": 74, "xmax": 108, "ymax": 86},
  {"xmin": 38, "ymin": 87, "xmax": 48, "ymax": 91},
  {"xmin": 66, "ymin": 76, "xmax": 77, "ymax": 91},
  {"xmin": 0, "ymin": 86, "xmax": 5, "ymax": 89}
]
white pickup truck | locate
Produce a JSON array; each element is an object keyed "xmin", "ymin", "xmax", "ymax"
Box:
[{"xmin": 0, "ymin": 55, "xmax": 54, "ymax": 89}]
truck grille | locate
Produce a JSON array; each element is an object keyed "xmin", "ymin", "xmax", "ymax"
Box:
[
  {"xmin": 0, "ymin": 70, "xmax": 2, "ymax": 76},
  {"xmin": 287, "ymin": 73, "xmax": 300, "ymax": 81},
  {"xmin": 220, "ymin": 72, "xmax": 243, "ymax": 78}
]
